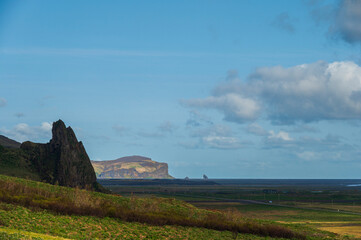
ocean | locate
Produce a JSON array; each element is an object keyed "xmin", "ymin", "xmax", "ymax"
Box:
[{"xmin": 98, "ymin": 178, "xmax": 361, "ymax": 188}]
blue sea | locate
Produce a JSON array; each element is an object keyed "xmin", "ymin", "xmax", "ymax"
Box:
[
  {"xmin": 208, "ymin": 179, "xmax": 361, "ymax": 187},
  {"xmin": 98, "ymin": 178, "xmax": 361, "ymax": 188}
]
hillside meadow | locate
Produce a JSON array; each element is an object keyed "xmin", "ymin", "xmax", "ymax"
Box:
[{"xmin": 0, "ymin": 174, "xmax": 357, "ymax": 240}]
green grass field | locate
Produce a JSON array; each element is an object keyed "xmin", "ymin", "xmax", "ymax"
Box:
[
  {"xmin": 104, "ymin": 182, "xmax": 361, "ymax": 239},
  {"xmin": 0, "ymin": 174, "xmax": 359, "ymax": 240},
  {"xmin": 0, "ymin": 202, "xmax": 303, "ymax": 240}
]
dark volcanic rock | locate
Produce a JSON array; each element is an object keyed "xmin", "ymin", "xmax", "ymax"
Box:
[
  {"xmin": 0, "ymin": 135, "xmax": 21, "ymax": 148},
  {"xmin": 21, "ymin": 120, "xmax": 99, "ymax": 190}
]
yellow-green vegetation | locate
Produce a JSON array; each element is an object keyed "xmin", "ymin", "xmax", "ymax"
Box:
[
  {"xmin": 91, "ymin": 164, "xmax": 103, "ymax": 177},
  {"xmin": 0, "ymin": 202, "xmax": 288, "ymax": 240},
  {"xmin": 0, "ymin": 174, "xmax": 356, "ymax": 240},
  {"xmin": 0, "ymin": 226, "xmax": 70, "ymax": 240},
  {"xmin": 105, "ymin": 182, "xmax": 361, "ymax": 239},
  {"xmin": 91, "ymin": 156, "xmax": 173, "ymax": 179},
  {"xmin": 191, "ymin": 202, "xmax": 361, "ymax": 239}
]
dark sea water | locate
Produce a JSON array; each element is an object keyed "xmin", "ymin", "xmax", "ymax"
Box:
[
  {"xmin": 209, "ymin": 179, "xmax": 361, "ymax": 187},
  {"xmin": 98, "ymin": 178, "xmax": 361, "ymax": 189}
]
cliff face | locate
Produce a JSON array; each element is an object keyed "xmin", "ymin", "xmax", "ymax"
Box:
[
  {"xmin": 20, "ymin": 120, "xmax": 99, "ymax": 190},
  {"xmin": 91, "ymin": 156, "xmax": 173, "ymax": 179}
]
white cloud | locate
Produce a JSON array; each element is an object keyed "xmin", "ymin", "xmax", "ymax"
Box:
[
  {"xmin": 0, "ymin": 98, "xmax": 6, "ymax": 107},
  {"xmin": 184, "ymin": 124, "xmax": 245, "ymax": 149},
  {"xmin": 0, "ymin": 122, "xmax": 52, "ymax": 143},
  {"xmin": 263, "ymin": 130, "xmax": 294, "ymax": 148},
  {"xmin": 268, "ymin": 131, "xmax": 293, "ymax": 142},
  {"xmin": 247, "ymin": 124, "xmax": 294, "ymax": 146},
  {"xmin": 202, "ymin": 136, "xmax": 242, "ymax": 149},
  {"xmin": 249, "ymin": 61, "xmax": 361, "ymax": 123},
  {"xmin": 246, "ymin": 123, "xmax": 269, "ymax": 136},
  {"xmin": 40, "ymin": 122, "xmax": 52, "ymax": 132},
  {"xmin": 183, "ymin": 93, "xmax": 260, "ymax": 123},
  {"xmin": 185, "ymin": 61, "xmax": 361, "ymax": 124},
  {"xmin": 296, "ymin": 151, "xmax": 319, "ymax": 161},
  {"xmin": 262, "ymin": 130, "xmax": 355, "ymax": 156}
]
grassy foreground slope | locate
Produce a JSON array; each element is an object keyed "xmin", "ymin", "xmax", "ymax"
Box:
[
  {"xmin": 0, "ymin": 174, "xmax": 353, "ymax": 240},
  {"xmin": 0, "ymin": 203, "xmax": 278, "ymax": 240}
]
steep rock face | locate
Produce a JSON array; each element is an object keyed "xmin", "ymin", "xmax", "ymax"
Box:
[
  {"xmin": 91, "ymin": 156, "xmax": 173, "ymax": 179},
  {"xmin": 21, "ymin": 120, "xmax": 99, "ymax": 190}
]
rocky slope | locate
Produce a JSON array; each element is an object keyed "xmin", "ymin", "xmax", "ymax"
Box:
[
  {"xmin": 0, "ymin": 120, "xmax": 102, "ymax": 191},
  {"xmin": 91, "ymin": 156, "xmax": 173, "ymax": 179},
  {"xmin": 0, "ymin": 135, "xmax": 21, "ymax": 148}
]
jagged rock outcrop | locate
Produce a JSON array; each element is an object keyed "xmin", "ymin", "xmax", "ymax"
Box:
[
  {"xmin": 91, "ymin": 156, "xmax": 174, "ymax": 179},
  {"xmin": 20, "ymin": 120, "xmax": 100, "ymax": 190}
]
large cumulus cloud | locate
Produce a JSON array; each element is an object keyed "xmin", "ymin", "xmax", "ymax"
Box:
[
  {"xmin": 184, "ymin": 61, "xmax": 361, "ymax": 124},
  {"xmin": 250, "ymin": 60, "xmax": 361, "ymax": 123}
]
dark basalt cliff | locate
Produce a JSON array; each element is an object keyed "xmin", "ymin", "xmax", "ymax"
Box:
[{"xmin": 20, "ymin": 120, "xmax": 100, "ymax": 190}]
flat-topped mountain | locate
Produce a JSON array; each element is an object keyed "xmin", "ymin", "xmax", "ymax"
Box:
[{"xmin": 91, "ymin": 156, "xmax": 173, "ymax": 179}]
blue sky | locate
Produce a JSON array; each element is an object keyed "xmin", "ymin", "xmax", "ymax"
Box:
[{"xmin": 1, "ymin": 0, "xmax": 361, "ymax": 178}]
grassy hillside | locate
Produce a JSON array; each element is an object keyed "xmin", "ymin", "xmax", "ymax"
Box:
[
  {"xmin": 0, "ymin": 174, "xmax": 355, "ymax": 239},
  {"xmin": 0, "ymin": 145, "xmax": 41, "ymax": 181}
]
